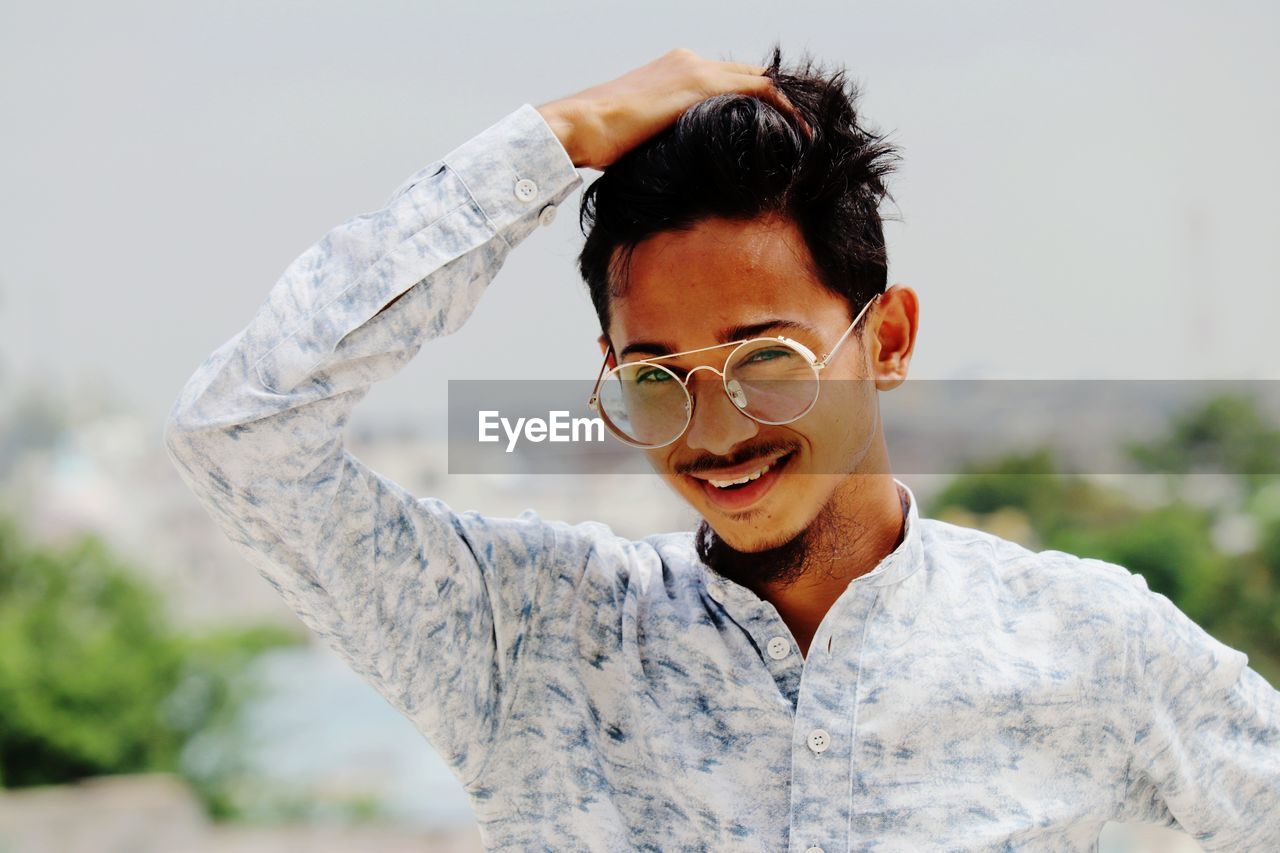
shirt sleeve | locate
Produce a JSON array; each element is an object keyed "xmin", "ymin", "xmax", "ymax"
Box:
[
  {"xmin": 161, "ymin": 104, "xmax": 583, "ymax": 788},
  {"xmin": 1119, "ymin": 572, "xmax": 1280, "ymax": 850}
]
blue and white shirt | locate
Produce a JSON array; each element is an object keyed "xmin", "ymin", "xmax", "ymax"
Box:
[{"xmin": 163, "ymin": 104, "xmax": 1280, "ymax": 851}]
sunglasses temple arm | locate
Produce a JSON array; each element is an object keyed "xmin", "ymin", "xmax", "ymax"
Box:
[
  {"xmin": 588, "ymin": 345, "xmax": 613, "ymax": 409},
  {"xmin": 816, "ymin": 294, "xmax": 879, "ymax": 369}
]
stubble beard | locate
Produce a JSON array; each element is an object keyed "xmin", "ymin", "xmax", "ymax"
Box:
[{"xmin": 694, "ymin": 489, "xmax": 863, "ymax": 592}]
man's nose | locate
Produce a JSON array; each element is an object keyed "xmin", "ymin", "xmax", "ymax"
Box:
[{"xmin": 683, "ymin": 370, "xmax": 759, "ymax": 456}]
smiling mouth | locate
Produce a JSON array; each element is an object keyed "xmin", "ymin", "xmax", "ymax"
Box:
[
  {"xmin": 689, "ymin": 451, "xmax": 796, "ymax": 512},
  {"xmin": 708, "ymin": 464, "xmax": 773, "ymax": 488}
]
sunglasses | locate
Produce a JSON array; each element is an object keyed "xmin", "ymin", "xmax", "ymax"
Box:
[{"xmin": 588, "ymin": 295, "xmax": 879, "ymax": 449}]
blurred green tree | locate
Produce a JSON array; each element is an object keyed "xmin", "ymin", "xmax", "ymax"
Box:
[
  {"xmin": 1128, "ymin": 393, "xmax": 1280, "ymax": 496},
  {"xmin": 0, "ymin": 513, "xmax": 300, "ymax": 813},
  {"xmin": 928, "ymin": 393, "xmax": 1280, "ymax": 686}
]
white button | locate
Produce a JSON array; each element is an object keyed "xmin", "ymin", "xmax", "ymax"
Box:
[
  {"xmin": 807, "ymin": 729, "xmax": 830, "ymax": 754},
  {"xmin": 514, "ymin": 178, "xmax": 538, "ymax": 202},
  {"xmin": 805, "ymin": 847, "xmax": 825, "ymax": 853},
  {"xmin": 537, "ymin": 204, "xmax": 557, "ymax": 227},
  {"xmin": 706, "ymin": 583, "xmax": 722, "ymax": 603},
  {"xmin": 766, "ymin": 636, "xmax": 790, "ymax": 660}
]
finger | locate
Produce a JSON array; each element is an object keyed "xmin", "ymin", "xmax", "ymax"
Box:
[
  {"xmin": 732, "ymin": 73, "xmax": 798, "ymax": 112},
  {"xmin": 729, "ymin": 74, "xmax": 812, "ymax": 138},
  {"xmin": 717, "ymin": 60, "xmax": 769, "ymax": 76}
]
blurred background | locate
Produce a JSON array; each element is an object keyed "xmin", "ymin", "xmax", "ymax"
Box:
[{"xmin": 1, "ymin": 0, "xmax": 1277, "ymax": 850}]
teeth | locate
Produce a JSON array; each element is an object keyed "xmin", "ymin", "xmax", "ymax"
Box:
[{"xmin": 709, "ymin": 464, "xmax": 771, "ymax": 489}]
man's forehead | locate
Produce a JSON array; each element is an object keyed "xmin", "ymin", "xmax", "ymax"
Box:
[
  {"xmin": 618, "ymin": 214, "xmax": 812, "ymax": 281},
  {"xmin": 605, "ymin": 215, "xmax": 836, "ymax": 352}
]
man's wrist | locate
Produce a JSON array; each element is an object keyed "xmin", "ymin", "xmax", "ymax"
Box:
[
  {"xmin": 535, "ymin": 100, "xmax": 583, "ymax": 168},
  {"xmin": 440, "ymin": 105, "xmax": 583, "ymax": 248}
]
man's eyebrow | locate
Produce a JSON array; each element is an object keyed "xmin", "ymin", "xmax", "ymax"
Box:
[
  {"xmin": 618, "ymin": 319, "xmax": 821, "ymax": 360},
  {"xmin": 722, "ymin": 318, "xmax": 822, "ymax": 342}
]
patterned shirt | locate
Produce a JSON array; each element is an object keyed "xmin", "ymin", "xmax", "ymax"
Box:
[{"xmin": 163, "ymin": 104, "xmax": 1280, "ymax": 851}]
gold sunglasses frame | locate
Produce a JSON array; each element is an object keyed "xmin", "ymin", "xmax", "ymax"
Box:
[{"xmin": 587, "ymin": 295, "xmax": 880, "ymax": 449}]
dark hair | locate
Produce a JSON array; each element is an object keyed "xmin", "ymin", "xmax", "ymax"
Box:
[{"xmin": 577, "ymin": 45, "xmax": 901, "ymax": 339}]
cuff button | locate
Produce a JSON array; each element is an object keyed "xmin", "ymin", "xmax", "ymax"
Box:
[
  {"xmin": 538, "ymin": 204, "xmax": 557, "ymax": 227},
  {"xmin": 514, "ymin": 178, "xmax": 538, "ymax": 202}
]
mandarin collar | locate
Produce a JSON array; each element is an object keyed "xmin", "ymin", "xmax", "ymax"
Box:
[{"xmin": 701, "ymin": 478, "xmax": 925, "ymax": 606}]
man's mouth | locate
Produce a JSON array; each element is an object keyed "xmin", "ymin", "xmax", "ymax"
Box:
[{"xmin": 686, "ymin": 451, "xmax": 796, "ymax": 512}]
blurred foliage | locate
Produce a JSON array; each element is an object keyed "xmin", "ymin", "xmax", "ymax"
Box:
[
  {"xmin": 1128, "ymin": 394, "xmax": 1280, "ymax": 495},
  {"xmin": 209, "ymin": 784, "xmax": 391, "ymax": 825},
  {"xmin": 0, "ymin": 515, "xmax": 302, "ymax": 815},
  {"xmin": 929, "ymin": 393, "xmax": 1280, "ymax": 687}
]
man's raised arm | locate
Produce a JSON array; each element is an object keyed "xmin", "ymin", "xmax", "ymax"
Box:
[
  {"xmin": 161, "ymin": 49, "xmax": 801, "ymax": 789},
  {"xmin": 161, "ymin": 103, "xmax": 582, "ymax": 786}
]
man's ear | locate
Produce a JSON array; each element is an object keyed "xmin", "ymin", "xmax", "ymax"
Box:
[{"xmin": 870, "ymin": 284, "xmax": 919, "ymax": 392}]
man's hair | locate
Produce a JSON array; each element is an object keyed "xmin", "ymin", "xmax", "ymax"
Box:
[{"xmin": 577, "ymin": 45, "xmax": 901, "ymax": 339}]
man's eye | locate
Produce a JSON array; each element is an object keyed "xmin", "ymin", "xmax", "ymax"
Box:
[
  {"xmin": 744, "ymin": 347, "xmax": 792, "ymax": 363},
  {"xmin": 635, "ymin": 368, "xmax": 672, "ymax": 384}
]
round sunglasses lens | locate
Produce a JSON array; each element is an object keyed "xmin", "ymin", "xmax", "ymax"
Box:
[
  {"xmin": 596, "ymin": 362, "xmax": 690, "ymax": 447},
  {"xmin": 725, "ymin": 339, "xmax": 820, "ymax": 423}
]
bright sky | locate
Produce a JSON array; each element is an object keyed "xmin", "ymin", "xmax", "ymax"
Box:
[{"xmin": 2, "ymin": 0, "xmax": 1276, "ymax": 433}]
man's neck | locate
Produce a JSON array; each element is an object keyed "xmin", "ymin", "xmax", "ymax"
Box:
[{"xmin": 749, "ymin": 474, "xmax": 907, "ymax": 658}]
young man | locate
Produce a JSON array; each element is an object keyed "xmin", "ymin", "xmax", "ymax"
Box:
[{"xmin": 164, "ymin": 48, "xmax": 1280, "ymax": 850}]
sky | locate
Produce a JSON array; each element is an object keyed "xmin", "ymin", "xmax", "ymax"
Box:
[{"xmin": 1, "ymin": 0, "xmax": 1277, "ymax": 436}]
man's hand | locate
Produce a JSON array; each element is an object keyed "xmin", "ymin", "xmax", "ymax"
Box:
[{"xmin": 535, "ymin": 48, "xmax": 804, "ymax": 170}]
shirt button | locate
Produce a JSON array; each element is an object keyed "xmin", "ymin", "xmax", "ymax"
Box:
[
  {"xmin": 706, "ymin": 583, "xmax": 722, "ymax": 603},
  {"xmin": 805, "ymin": 847, "xmax": 825, "ymax": 853},
  {"xmin": 537, "ymin": 204, "xmax": 557, "ymax": 227},
  {"xmin": 807, "ymin": 729, "xmax": 831, "ymax": 754},
  {"xmin": 514, "ymin": 178, "xmax": 538, "ymax": 202},
  {"xmin": 766, "ymin": 636, "xmax": 790, "ymax": 660}
]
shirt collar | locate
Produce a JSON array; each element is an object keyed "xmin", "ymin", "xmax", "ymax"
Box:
[
  {"xmin": 701, "ymin": 477, "xmax": 925, "ymax": 604},
  {"xmin": 863, "ymin": 478, "xmax": 925, "ymax": 588}
]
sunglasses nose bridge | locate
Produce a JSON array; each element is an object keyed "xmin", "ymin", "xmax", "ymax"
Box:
[
  {"xmin": 682, "ymin": 364, "xmax": 736, "ymax": 408},
  {"xmin": 681, "ymin": 361, "xmax": 757, "ymax": 424},
  {"xmin": 683, "ymin": 363, "xmax": 726, "ymax": 382}
]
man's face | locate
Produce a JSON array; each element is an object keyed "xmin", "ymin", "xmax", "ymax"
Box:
[{"xmin": 602, "ymin": 214, "xmax": 882, "ymax": 554}]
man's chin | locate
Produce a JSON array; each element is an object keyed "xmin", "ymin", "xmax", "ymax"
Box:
[
  {"xmin": 703, "ymin": 520, "xmax": 801, "ymax": 554},
  {"xmin": 694, "ymin": 517, "xmax": 812, "ymax": 590}
]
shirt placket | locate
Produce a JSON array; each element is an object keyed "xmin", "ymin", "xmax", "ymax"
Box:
[
  {"xmin": 786, "ymin": 583, "xmax": 880, "ymax": 853},
  {"xmin": 705, "ymin": 578, "xmax": 805, "ymax": 710}
]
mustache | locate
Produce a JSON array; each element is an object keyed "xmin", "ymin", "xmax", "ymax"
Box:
[{"xmin": 673, "ymin": 439, "xmax": 799, "ymax": 476}]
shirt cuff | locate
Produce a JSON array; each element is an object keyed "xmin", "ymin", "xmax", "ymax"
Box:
[{"xmin": 441, "ymin": 103, "xmax": 583, "ymax": 249}]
